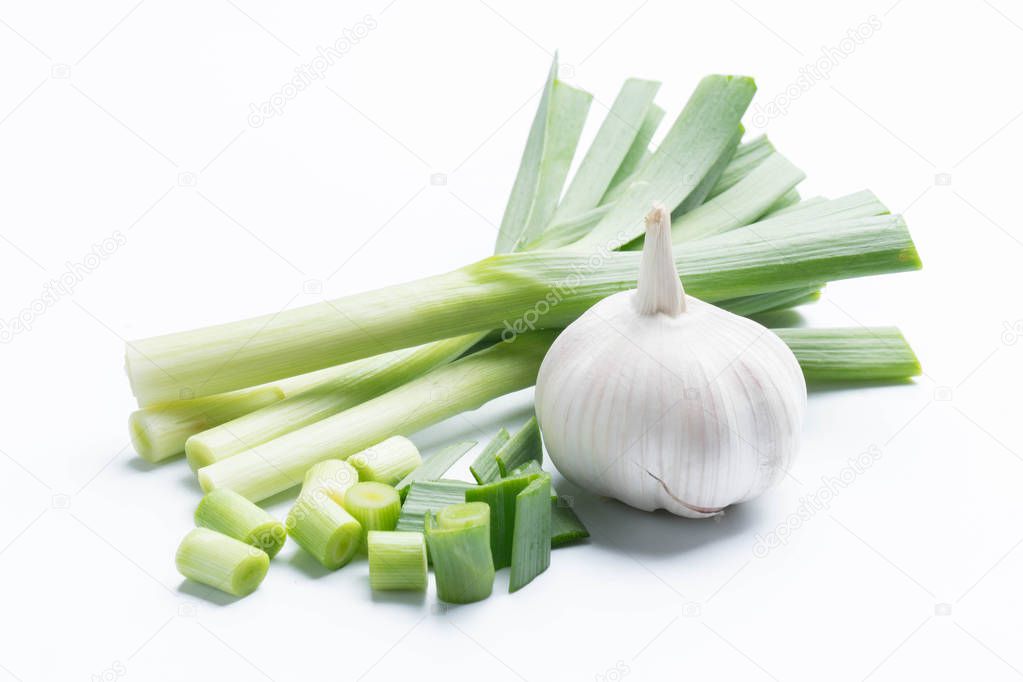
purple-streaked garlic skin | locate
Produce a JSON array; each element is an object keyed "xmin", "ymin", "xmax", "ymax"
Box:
[{"xmin": 534, "ymin": 204, "xmax": 806, "ymax": 518}]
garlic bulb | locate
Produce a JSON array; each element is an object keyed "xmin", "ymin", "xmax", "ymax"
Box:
[{"xmin": 534, "ymin": 204, "xmax": 806, "ymax": 518}]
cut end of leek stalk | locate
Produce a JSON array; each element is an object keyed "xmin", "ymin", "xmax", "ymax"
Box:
[
  {"xmin": 349, "ymin": 436, "xmax": 422, "ymax": 486},
  {"xmin": 425, "ymin": 502, "xmax": 495, "ymax": 604},
  {"xmin": 194, "ymin": 489, "xmax": 286, "ymax": 558},
  {"xmin": 302, "ymin": 459, "xmax": 359, "ymax": 506},
  {"xmin": 368, "ymin": 531, "xmax": 428, "ymax": 591},
  {"xmin": 175, "ymin": 527, "xmax": 269, "ymax": 598},
  {"xmin": 286, "ymin": 494, "xmax": 362, "ymax": 570},
  {"xmin": 343, "ymin": 482, "xmax": 401, "ymax": 537}
]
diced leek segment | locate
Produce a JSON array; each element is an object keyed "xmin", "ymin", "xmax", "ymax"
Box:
[
  {"xmin": 130, "ymin": 385, "xmax": 284, "ymax": 463},
  {"xmin": 367, "ymin": 531, "xmax": 427, "ymax": 591},
  {"xmin": 602, "ymin": 103, "xmax": 665, "ymax": 202},
  {"xmin": 197, "ymin": 332, "xmax": 555, "ymax": 502},
  {"xmin": 495, "ymin": 417, "xmax": 543, "ymax": 477},
  {"xmin": 349, "ymin": 436, "xmax": 422, "ymax": 486},
  {"xmin": 425, "ymin": 504, "xmax": 495, "ymax": 604},
  {"xmin": 175, "ymin": 527, "xmax": 269, "ymax": 597},
  {"xmin": 301, "ymin": 459, "xmax": 359, "ymax": 506},
  {"xmin": 396, "ymin": 440, "xmax": 477, "ymax": 501},
  {"xmin": 184, "ymin": 335, "xmax": 478, "ymax": 469},
  {"xmin": 551, "ymin": 501, "xmax": 589, "ymax": 547},
  {"xmin": 194, "ymin": 489, "xmax": 286, "ymax": 558},
  {"xmin": 494, "ymin": 55, "xmax": 592, "ymax": 254},
  {"xmin": 469, "ymin": 428, "xmax": 510, "ymax": 484},
  {"xmin": 465, "ymin": 474, "xmax": 534, "ymax": 570},
  {"xmin": 286, "ymin": 493, "xmax": 362, "ymax": 570},
  {"xmin": 774, "ymin": 327, "xmax": 922, "ymax": 382},
  {"xmin": 343, "ymin": 482, "xmax": 401, "ymax": 538},
  {"xmin": 578, "ymin": 75, "xmax": 757, "ymax": 250},
  {"xmin": 506, "ymin": 460, "xmax": 558, "ymax": 501},
  {"xmin": 395, "ymin": 480, "xmax": 474, "ymax": 533},
  {"xmin": 509, "ymin": 475, "xmax": 552, "ymax": 592},
  {"xmin": 552, "ymin": 78, "xmax": 661, "ymax": 221}
]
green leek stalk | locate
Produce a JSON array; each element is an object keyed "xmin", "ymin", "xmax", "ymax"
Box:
[
  {"xmin": 300, "ymin": 459, "xmax": 359, "ymax": 506},
  {"xmin": 495, "ymin": 417, "xmax": 543, "ymax": 477},
  {"xmin": 347, "ymin": 436, "xmax": 421, "ymax": 486},
  {"xmin": 775, "ymin": 327, "xmax": 921, "ymax": 382},
  {"xmin": 601, "ymin": 104, "xmax": 665, "ymax": 201},
  {"xmin": 509, "ymin": 474, "xmax": 553, "ymax": 592},
  {"xmin": 396, "ymin": 480, "xmax": 474, "ymax": 533},
  {"xmin": 551, "ymin": 502, "xmax": 589, "ymax": 547},
  {"xmin": 342, "ymin": 482, "xmax": 401, "ymax": 538},
  {"xmin": 396, "ymin": 441, "xmax": 477, "ymax": 501},
  {"xmin": 127, "ymin": 214, "xmax": 919, "ymax": 405},
  {"xmin": 469, "ymin": 428, "xmax": 511, "ymax": 484},
  {"xmin": 367, "ymin": 531, "xmax": 428, "ymax": 591},
  {"xmin": 286, "ymin": 493, "xmax": 362, "ymax": 570},
  {"xmin": 198, "ymin": 332, "xmax": 556, "ymax": 501},
  {"xmin": 425, "ymin": 503, "xmax": 495, "ymax": 604},
  {"xmin": 175, "ymin": 527, "xmax": 270, "ymax": 597},
  {"xmin": 194, "ymin": 489, "xmax": 286, "ymax": 558},
  {"xmin": 465, "ymin": 473, "xmax": 536, "ymax": 570}
]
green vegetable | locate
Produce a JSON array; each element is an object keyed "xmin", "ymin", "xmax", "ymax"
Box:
[
  {"xmin": 396, "ymin": 440, "xmax": 476, "ymax": 501},
  {"xmin": 130, "ymin": 385, "xmax": 284, "ymax": 463},
  {"xmin": 509, "ymin": 475, "xmax": 552, "ymax": 592},
  {"xmin": 708, "ymin": 134, "xmax": 775, "ymax": 198},
  {"xmin": 495, "ymin": 417, "xmax": 542, "ymax": 477},
  {"xmin": 602, "ymin": 103, "xmax": 665, "ymax": 202},
  {"xmin": 551, "ymin": 502, "xmax": 589, "ymax": 547},
  {"xmin": 286, "ymin": 492, "xmax": 362, "ymax": 570},
  {"xmin": 343, "ymin": 482, "xmax": 401, "ymax": 537},
  {"xmin": 776, "ymin": 327, "xmax": 922, "ymax": 382},
  {"xmin": 367, "ymin": 531, "xmax": 427, "ymax": 591},
  {"xmin": 395, "ymin": 480, "xmax": 474, "ymax": 533},
  {"xmin": 175, "ymin": 527, "xmax": 269, "ymax": 597},
  {"xmin": 464, "ymin": 473, "xmax": 535, "ymax": 570},
  {"xmin": 300, "ymin": 459, "xmax": 359, "ymax": 506},
  {"xmin": 197, "ymin": 333, "xmax": 554, "ymax": 502},
  {"xmin": 469, "ymin": 428, "xmax": 511, "ymax": 484},
  {"xmin": 194, "ymin": 489, "xmax": 286, "ymax": 558},
  {"xmin": 425, "ymin": 503, "xmax": 495, "ymax": 604},
  {"xmin": 348, "ymin": 436, "xmax": 421, "ymax": 486}
]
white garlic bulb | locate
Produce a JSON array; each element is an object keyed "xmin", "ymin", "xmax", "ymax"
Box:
[{"xmin": 535, "ymin": 204, "xmax": 806, "ymax": 518}]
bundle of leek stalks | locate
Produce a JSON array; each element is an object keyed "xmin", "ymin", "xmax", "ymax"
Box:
[{"xmin": 128, "ymin": 58, "xmax": 921, "ymax": 510}]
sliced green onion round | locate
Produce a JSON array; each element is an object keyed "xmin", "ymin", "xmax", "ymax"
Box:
[
  {"xmin": 194, "ymin": 489, "xmax": 286, "ymax": 558},
  {"xmin": 425, "ymin": 502, "xmax": 495, "ymax": 604},
  {"xmin": 343, "ymin": 482, "xmax": 401, "ymax": 537},
  {"xmin": 286, "ymin": 494, "xmax": 362, "ymax": 570},
  {"xmin": 348, "ymin": 436, "xmax": 422, "ymax": 486},
  {"xmin": 367, "ymin": 531, "xmax": 427, "ymax": 591},
  {"xmin": 175, "ymin": 527, "xmax": 269, "ymax": 597}
]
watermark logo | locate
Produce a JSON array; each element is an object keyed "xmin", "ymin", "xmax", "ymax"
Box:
[
  {"xmin": 248, "ymin": 16, "xmax": 378, "ymax": 127},
  {"xmin": 1, "ymin": 230, "xmax": 127, "ymax": 344}
]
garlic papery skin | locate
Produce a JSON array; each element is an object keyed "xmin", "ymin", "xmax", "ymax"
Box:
[{"xmin": 534, "ymin": 204, "xmax": 806, "ymax": 518}]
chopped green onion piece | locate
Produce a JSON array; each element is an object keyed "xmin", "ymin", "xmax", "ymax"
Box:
[
  {"xmin": 603, "ymin": 103, "xmax": 665, "ymax": 202},
  {"xmin": 367, "ymin": 531, "xmax": 427, "ymax": 591},
  {"xmin": 579, "ymin": 75, "xmax": 757, "ymax": 249},
  {"xmin": 286, "ymin": 493, "xmax": 362, "ymax": 570},
  {"xmin": 470, "ymin": 428, "xmax": 510, "ymax": 484},
  {"xmin": 343, "ymin": 482, "xmax": 401, "ymax": 537},
  {"xmin": 465, "ymin": 474, "xmax": 533, "ymax": 570},
  {"xmin": 506, "ymin": 460, "xmax": 558, "ymax": 501},
  {"xmin": 553, "ymin": 78, "xmax": 661, "ymax": 221},
  {"xmin": 194, "ymin": 489, "xmax": 286, "ymax": 558},
  {"xmin": 425, "ymin": 503, "xmax": 495, "ymax": 604},
  {"xmin": 348, "ymin": 436, "xmax": 421, "ymax": 486},
  {"xmin": 396, "ymin": 480, "xmax": 474, "ymax": 533},
  {"xmin": 495, "ymin": 55, "xmax": 592, "ymax": 253},
  {"xmin": 509, "ymin": 474, "xmax": 552, "ymax": 592},
  {"xmin": 175, "ymin": 527, "xmax": 269, "ymax": 597},
  {"xmin": 301, "ymin": 459, "xmax": 359, "ymax": 506},
  {"xmin": 551, "ymin": 501, "xmax": 589, "ymax": 547},
  {"xmin": 198, "ymin": 333, "xmax": 553, "ymax": 502},
  {"xmin": 775, "ymin": 327, "xmax": 921, "ymax": 382},
  {"xmin": 495, "ymin": 417, "xmax": 542, "ymax": 477},
  {"xmin": 130, "ymin": 385, "xmax": 284, "ymax": 463},
  {"xmin": 184, "ymin": 336, "xmax": 473, "ymax": 469},
  {"xmin": 396, "ymin": 440, "xmax": 477, "ymax": 501}
]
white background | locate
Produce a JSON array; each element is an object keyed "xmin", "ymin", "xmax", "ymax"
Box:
[{"xmin": 1, "ymin": 1, "xmax": 1021, "ymax": 680}]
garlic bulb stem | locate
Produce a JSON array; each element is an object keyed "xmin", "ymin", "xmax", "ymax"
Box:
[{"xmin": 634, "ymin": 203, "xmax": 685, "ymax": 317}]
